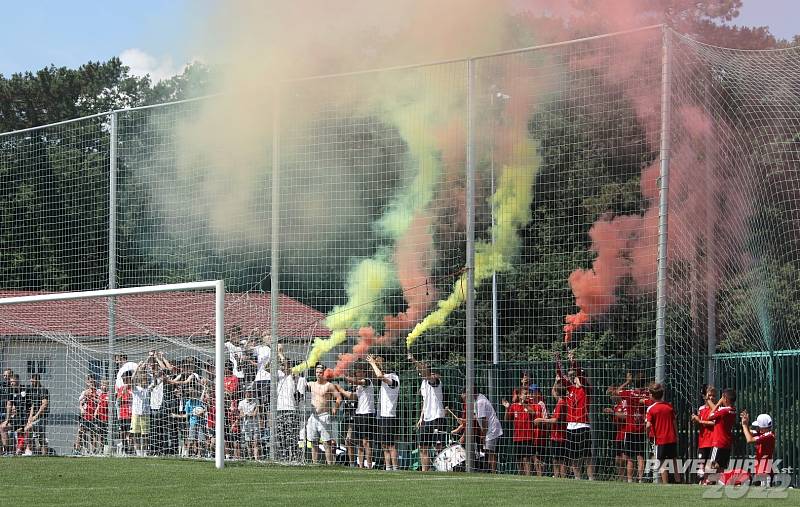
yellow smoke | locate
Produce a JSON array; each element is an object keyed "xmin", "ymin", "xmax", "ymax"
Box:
[
  {"xmin": 293, "ymin": 256, "xmax": 394, "ymax": 373},
  {"xmin": 406, "ymin": 142, "xmax": 540, "ymax": 348},
  {"xmin": 293, "ymin": 76, "xmax": 462, "ymax": 373}
]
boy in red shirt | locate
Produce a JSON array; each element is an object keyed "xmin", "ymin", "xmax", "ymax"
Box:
[
  {"xmin": 95, "ymin": 380, "xmax": 110, "ymax": 450},
  {"xmin": 614, "ymin": 371, "xmax": 649, "ymax": 483},
  {"xmin": 741, "ymin": 410, "xmax": 775, "ymax": 482},
  {"xmin": 503, "ymin": 390, "xmax": 535, "ymax": 475},
  {"xmin": 527, "ymin": 385, "xmax": 548, "ymax": 476},
  {"xmin": 645, "ymin": 382, "xmax": 681, "ymax": 484},
  {"xmin": 706, "ymin": 388, "xmax": 737, "ymax": 473},
  {"xmin": 558, "ymin": 351, "xmax": 594, "ymax": 480},
  {"xmin": 535, "ymin": 380, "xmax": 568, "ymax": 478},
  {"xmin": 603, "ymin": 386, "xmax": 627, "ymax": 480},
  {"xmin": 690, "ymin": 385, "xmax": 716, "ymax": 482},
  {"xmin": 116, "ymin": 375, "xmax": 133, "ymax": 455},
  {"xmin": 74, "ymin": 376, "xmax": 97, "ymax": 454}
]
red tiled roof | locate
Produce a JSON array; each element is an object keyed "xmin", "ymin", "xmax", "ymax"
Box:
[{"xmin": 0, "ymin": 291, "xmax": 330, "ymax": 340}]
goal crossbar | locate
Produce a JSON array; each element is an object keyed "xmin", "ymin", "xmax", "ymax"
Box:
[{"xmin": 0, "ymin": 280, "xmax": 226, "ymax": 469}]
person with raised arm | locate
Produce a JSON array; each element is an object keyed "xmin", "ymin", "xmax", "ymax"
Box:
[
  {"xmin": 690, "ymin": 385, "xmax": 717, "ymax": 483},
  {"xmin": 408, "ymin": 352, "xmax": 446, "ymax": 471},
  {"xmin": 304, "ymin": 363, "xmax": 342, "ymax": 465},
  {"xmin": 335, "ymin": 361, "xmax": 376, "ymax": 468},
  {"xmin": 275, "ymin": 343, "xmax": 301, "ymax": 461},
  {"xmin": 705, "ymin": 388, "xmax": 737, "ymax": 476},
  {"xmin": 612, "ymin": 371, "xmax": 650, "ymax": 483},
  {"xmin": 740, "ymin": 410, "xmax": 775, "ymax": 484},
  {"xmin": 367, "ymin": 354, "xmax": 400, "ymax": 471},
  {"xmin": 557, "ymin": 350, "xmax": 594, "ymax": 480},
  {"xmin": 130, "ymin": 356, "xmax": 158, "ymax": 456},
  {"xmin": 534, "ymin": 377, "xmax": 568, "ymax": 478}
]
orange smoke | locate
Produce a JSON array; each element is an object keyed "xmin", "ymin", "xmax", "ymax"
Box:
[
  {"xmin": 332, "ymin": 214, "xmax": 436, "ymax": 374},
  {"xmin": 564, "ymin": 214, "xmax": 641, "ymax": 342},
  {"xmin": 564, "ymin": 105, "xmax": 722, "ymax": 342}
]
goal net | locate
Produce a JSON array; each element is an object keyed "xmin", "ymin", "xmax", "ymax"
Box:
[{"xmin": 0, "ymin": 281, "xmax": 227, "ymax": 468}]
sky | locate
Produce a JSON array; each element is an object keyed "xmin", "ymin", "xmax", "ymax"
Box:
[{"xmin": 0, "ymin": 0, "xmax": 796, "ymax": 80}]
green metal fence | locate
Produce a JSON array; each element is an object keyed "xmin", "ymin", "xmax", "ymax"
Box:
[
  {"xmin": 712, "ymin": 351, "xmax": 800, "ymax": 482},
  {"xmin": 386, "ymin": 354, "xmax": 799, "ymax": 480}
]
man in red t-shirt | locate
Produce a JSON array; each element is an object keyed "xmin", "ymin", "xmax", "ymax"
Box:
[
  {"xmin": 690, "ymin": 385, "xmax": 716, "ymax": 482},
  {"xmin": 741, "ymin": 410, "xmax": 776, "ymax": 482},
  {"xmin": 706, "ymin": 388, "xmax": 737, "ymax": 473},
  {"xmin": 645, "ymin": 383, "xmax": 681, "ymax": 484}
]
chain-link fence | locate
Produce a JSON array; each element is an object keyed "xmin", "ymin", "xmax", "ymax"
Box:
[{"xmin": 1, "ymin": 25, "xmax": 799, "ymax": 482}]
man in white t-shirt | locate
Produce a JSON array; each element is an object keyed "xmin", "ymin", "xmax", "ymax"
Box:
[
  {"xmin": 409, "ymin": 353, "xmax": 446, "ymax": 471},
  {"xmin": 275, "ymin": 343, "xmax": 301, "ymax": 461},
  {"xmin": 238, "ymin": 387, "xmax": 261, "ymax": 460},
  {"xmin": 131, "ymin": 360, "xmax": 157, "ymax": 457},
  {"xmin": 466, "ymin": 389, "xmax": 503, "ymax": 473},
  {"xmin": 253, "ymin": 331, "xmax": 272, "ymax": 408},
  {"xmin": 367, "ymin": 354, "xmax": 400, "ymax": 470},
  {"xmin": 337, "ymin": 361, "xmax": 376, "ymax": 469}
]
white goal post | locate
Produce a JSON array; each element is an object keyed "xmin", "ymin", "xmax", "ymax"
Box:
[{"xmin": 0, "ymin": 280, "xmax": 226, "ymax": 469}]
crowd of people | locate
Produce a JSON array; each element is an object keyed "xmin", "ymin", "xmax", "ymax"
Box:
[
  {"xmin": 0, "ymin": 337, "xmax": 778, "ymax": 486},
  {"xmin": 0, "ymin": 369, "xmax": 49, "ymax": 456}
]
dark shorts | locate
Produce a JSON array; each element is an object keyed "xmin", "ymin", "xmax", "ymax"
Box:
[
  {"xmin": 419, "ymin": 417, "xmax": 447, "ymax": 447},
  {"xmin": 515, "ymin": 440, "xmax": 535, "ymax": 457},
  {"xmin": 255, "ymin": 380, "xmax": 271, "ymax": 408},
  {"xmin": 550, "ymin": 439, "xmax": 567, "ymax": 461},
  {"xmin": 655, "ymin": 442, "xmax": 678, "ymax": 461},
  {"xmin": 119, "ymin": 418, "xmax": 131, "ymax": 433},
  {"xmin": 29, "ymin": 419, "xmax": 47, "ymax": 440},
  {"xmin": 9, "ymin": 418, "xmax": 26, "ymax": 433},
  {"xmin": 95, "ymin": 420, "xmax": 109, "ymax": 436},
  {"xmin": 353, "ymin": 414, "xmax": 376, "ymax": 441},
  {"xmin": 567, "ymin": 427, "xmax": 592, "ymax": 462},
  {"xmin": 697, "ymin": 446, "xmax": 712, "ymax": 461},
  {"xmin": 709, "ymin": 446, "xmax": 731, "ymax": 470},
  {"xmin": 623, "ymin": 431, "xmax": 647, "ymax": 456},
  {"xmin": 612, "ymin": 439, "xmax": 625, "ymax": 456},
  {"xmin": 80, "ymin": 419, "xmax": 97, "ymax": 434},
  {"xmin": 378, "ymin": 416, "xmax": 400, "ymax": 444},
  {"xmin": 532, "ymin": 443, "xmax": 548, "ymax": 458}
]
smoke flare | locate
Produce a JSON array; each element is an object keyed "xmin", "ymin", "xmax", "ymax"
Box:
[
  {"xmin": 406, "ymin": 142, "xmax": 541, "ymax": 348},
  {"xmin": 293, "ymin": 255, "xmax": 394, "ymax": 373}
]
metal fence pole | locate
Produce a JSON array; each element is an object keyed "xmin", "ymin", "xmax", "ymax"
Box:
[
  {"xmin": 655, "ymin": 28, "xmax": 672, "ymax": 384},
  {"xmin": 705, "ymin": 99, "xmax": 717, "ymax": 387},
  {"xmin": 465, "ymin": 58, "xmax": 477, "ymax": 473},
  {"xmin": 107, "ymin": 111, "xmax": 118, "ymax": 454},
  {"xmin": 214, "ymin": 280, "xmax": 226, "ymax": 469},
  {"xmin": 269, "ymin": 86, "xmax": 281, "ymax": 462}
]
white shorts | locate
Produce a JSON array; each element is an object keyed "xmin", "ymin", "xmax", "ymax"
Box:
[
  {"xmin": 241, "ymin": 417, "xmax": 261, "ymax": 442},
  {"xmin": 306, "ymin": 412, "xmax": 333, "ymax": 442},
  {"xmin": 484, "ymin": 437, "xmax": 500, "ymax": 452}
]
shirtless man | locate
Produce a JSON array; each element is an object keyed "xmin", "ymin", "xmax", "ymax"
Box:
[{"xmin": 305, "ymin": 363, "xmax": 342, "ymax": 464}]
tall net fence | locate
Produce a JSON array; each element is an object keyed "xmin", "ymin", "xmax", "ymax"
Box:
[
  {"xmin": 1, "ymin": 26, "xmax": 798, "ymax": 480},
  {"xmin": 667, "ymin": 31, "xmax": 800, "ymax": 473}
]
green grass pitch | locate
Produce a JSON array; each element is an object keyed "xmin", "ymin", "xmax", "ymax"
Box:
[{"xmin": 1, "ymin": 457, "xmax": 796, "ymax": 506}]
